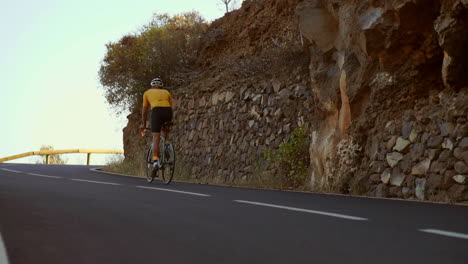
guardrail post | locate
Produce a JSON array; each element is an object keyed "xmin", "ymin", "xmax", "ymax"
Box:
[
  {"xmin": 87, "ymin": 153, "xmax": 91, "ymax": 166},
  {"xmin": 46, "ymin": 155, "xmax": 50, "ymax": 165}
]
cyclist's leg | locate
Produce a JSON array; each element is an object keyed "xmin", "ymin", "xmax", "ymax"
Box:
[
  {"xmin": 160, "ymin": 107, "xmax": 173, "ymax": 143},
  {"xmin": 151, "ymin": 108, "xmax": 163, "ymax": 163},
  {"xmin": 165, "ymin": 107, "xmax": 174, "ymax": 142},
  {"xmin": 153, "ymin": 132, "xmax": 161, "ymax": 162}
]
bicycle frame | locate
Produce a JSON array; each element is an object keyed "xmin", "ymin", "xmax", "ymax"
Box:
[
  {"xmin": 143, "ymin": 125, "xmax": 175, "ymax": 184},
  {"xmin": 144, "ymin": 128, "xmax": 167, "ymax": 166}
]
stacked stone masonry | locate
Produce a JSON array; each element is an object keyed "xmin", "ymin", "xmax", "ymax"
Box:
[
  {"xmin": 367, "ymin": 109, "xmax": 468, "ymax": 202},
  {"xmin": 170, "ymin": 80, "xmax": 313, "ymax": 181}
]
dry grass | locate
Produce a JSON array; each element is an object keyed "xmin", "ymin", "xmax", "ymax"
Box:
[
  {"xmin": 102, "ymin": 155, "xmax": 145, "ymax": 177},
  {"xmin": 102, "ymin": 155, "xmax": 312, "ymax": 192}
]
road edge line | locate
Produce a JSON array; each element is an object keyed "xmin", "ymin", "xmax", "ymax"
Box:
[
  {"xmin": 0, "ymin": 232, "xmax": 10, "ymax": 264},
  {"xmin": 89, "ymin": 168, "xmax": 467, "ymax": 207},
  {"xmin": 419, "ymin": 229, "xmax": 468, "ymax": 240}
]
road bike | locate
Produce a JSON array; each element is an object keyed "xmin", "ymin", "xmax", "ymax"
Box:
[{"xmin": 143, "ymin": 123, "xmax": 176, "ymax": 184}]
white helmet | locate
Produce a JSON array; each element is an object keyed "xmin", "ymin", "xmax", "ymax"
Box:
[{"xmin": 150, "ymin": 77, "xmax": 164, "ymax": 87}]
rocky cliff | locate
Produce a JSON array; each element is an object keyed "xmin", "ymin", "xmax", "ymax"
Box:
[
  {"xmin": 123, "ymin": 0, "xmax": 468, "ymax": 202},
  {"xmin": 298, "ymin": 0, "xmax": 468, "ymax": 202}
]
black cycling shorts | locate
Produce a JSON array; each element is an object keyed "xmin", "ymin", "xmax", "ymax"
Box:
[{"xmin": 151, "ymin": 107, "xmax": 173, "ymax": 133}]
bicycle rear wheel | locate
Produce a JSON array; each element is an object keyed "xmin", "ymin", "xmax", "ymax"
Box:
[
  {"xmin": 145, "ymin": 145, "xmax": 155, "ymax": 183},
  {"xmin": 161, "ymin": 143, "xmax": 175, "ymax": 185}
]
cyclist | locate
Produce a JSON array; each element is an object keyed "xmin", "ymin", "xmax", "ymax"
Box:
[{"xmin": 140, "ymin": 77, "xmax": 173, "ymax": 174}]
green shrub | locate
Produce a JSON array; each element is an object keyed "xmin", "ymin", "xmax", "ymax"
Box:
[
  {"xmin": 269, "ymin": 127, "xmax": 310, "ymax": 188},
  {"xmin": 99, "ymin": 12, "xmax": 208, "ymax": 114}
]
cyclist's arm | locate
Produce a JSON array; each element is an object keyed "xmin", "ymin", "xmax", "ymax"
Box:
[
  {"xmin": 142, "ymin": 93, "xmax": 150, "ymax": 128},
  {"xmin": 141, "ymin": 105, "xmax": 149, "ymax": 128}
]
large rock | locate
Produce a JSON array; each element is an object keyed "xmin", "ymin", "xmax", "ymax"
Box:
[
  {"xmin": 412, "ymin": 159, "xmax": 431, "ymax": 176},
  {"xmin": 401, "ymin": 121, "xmax": 413, "ymax": 139},
  {"xmin": 454, "ymin": 161, "xmax": 468, "ymax": 174},
  {"xmin": 381, "ymin": 169, "xmax": 391, "ymax": 184},
  {"xmin": 448, "ymin": 184, "xmax": 468, "ymax": 202},
  {"xmin": 415, "ymin": 178, "xmax": 426, "ymax": 200},
  {"xmin": 421, "ymin": 132, "xmax": 431, "ymax": 144},
  {"xmin": 410, "ymin": 143, "xmax": 425, "ymax": 161},
  {"xmin": 453, "ymin": 147, "xmax": 468, "ymax": 164},
  {"xmin": 442, "ymin": 170, "xmax": 457, "ymax": 190},
  {"xmin": 427, "ymin": 136, "xmax": 444, "ymax": 148},
  {"xmin": 390, "ymin": 168, "xmax": 406, "ymax": 187},
  {"xmin": 438, "ymin": 122, "xmax": 455, "ymax": 137},
  {"xmin": 453, "ymin": 175, "xmax": 467, "ymax": 184},
  {"xmin": 409, "ymin": 129, "xmax": 419, "ymax": 143},
  {"xmin": 434, "ymin": 4, "xmax": 468, "ymax": 89},
  {"xmin": 375, "ymin": 184, "xmax": 388, "ymax": 198},
  {"xmin": 426, "ymin": 174, "xmax": 443, "ymax": 189},
  {"xmin": 296, "ymin": 0, "xmax": 338, "ymax": 52},
  {"xmin": 386, "ymin": 136, "xmax": 397, "ymax": 151},
  {"xmin": 405, "ymin": 174, "xmax": 416, "ymax": 189},
  {"xmin": 459, "ymin": 137, "xmax": 468, "ymax": 150},
  {"xmin": 386, "ymin": 152, "xmax": 403, "ymax": 168},
  {"xmin": 438, "ymin": 149, "xmax": 453, "ymax": 162},
  {"xmin": 426, "ymin": 149, "xmax": 441, "ymax": 161},
  {"xmin": 442, "ymin": 138, "xmax": 454, "ymax": 150},
  {"xmin": 453, "ymin": 124, "xmax": 468, "ymax": 138},
  {"xmin": 388, "ymin": 186, "xmax": 403, "ymax": 198},
  {"xmin": 393, "ymin": 137, "xmax": 411, "ymax": 152},
  {"xmin": 399, "ymin": 154, "xmax": 413, "ymax": 174},
  {"xmin": 402, "ymin": 187, "xmax": 412, "ymax": 198},
  {"xmin": 430, "ymin": 161, "xmax": 446, "ymax": 174}
]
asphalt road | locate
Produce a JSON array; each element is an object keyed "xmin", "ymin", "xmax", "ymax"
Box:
[{"xmin": 0, "ymin": 163, "xmax": 467, "ymax": 264}]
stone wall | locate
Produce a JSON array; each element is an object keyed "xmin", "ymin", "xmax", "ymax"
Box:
[
  {"xmin": 170, "ymin": 77, "xmax": 313, "ymax": 182},
  {"xmin": 364, "ymin": 89, "xmax": 468, "ymax": 202}
]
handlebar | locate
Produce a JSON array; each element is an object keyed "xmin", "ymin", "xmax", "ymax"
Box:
[{"xmin": 140, "ymin": 127, "xmax": 151, "ymax": 137}]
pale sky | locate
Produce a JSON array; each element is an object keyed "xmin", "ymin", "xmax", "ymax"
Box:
[{"xmin": 0, "ymin": 0, "xmax": 232, "ymax": 165}]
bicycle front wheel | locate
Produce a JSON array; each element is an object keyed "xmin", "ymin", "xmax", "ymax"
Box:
[
  {"xmin": 145, "ymin": 145, "xmax": 155, "ymax": 183},
  {"xmin": 161, "ymin": 143, "xmax": 175, "ymax": 185}
]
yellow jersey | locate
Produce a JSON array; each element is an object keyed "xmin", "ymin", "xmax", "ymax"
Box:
[{"xmin": 143, "ymin": 88, "xmax": 173, "ymax": 109}]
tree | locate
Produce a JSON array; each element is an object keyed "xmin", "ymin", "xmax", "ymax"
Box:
[
  {"xmin": 221, "ymin": 0, "xmax": 232, "ymax": 13},
  {"xmin": 99, "ymin": 11, "xmax": 208, "ymax": 114},
  {"xmin": 37, "ymin": 145, "xmax": 67, "ymax": 165},
  {"xmin": 220, "ymin": 0, "xmax": 241, "ymax": 13}
]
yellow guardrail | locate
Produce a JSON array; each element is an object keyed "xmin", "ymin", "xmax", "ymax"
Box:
[{"xmin": 0, "ymin": 149, "xmax": 124, "ymax": 165}]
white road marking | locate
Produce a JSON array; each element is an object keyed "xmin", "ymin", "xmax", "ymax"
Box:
[
  {"xmin": 0, "ymin": 232, "xmax": 10, "ymax": 264},
  {"xmin": 1, "ymin": 168, "xmax": 21, "ymax": 173},
  {"xmin": 71, "ymin": 179, "xmax": 121, "ymax": 186},
  {"xmin": 420, "ymin": 229, "xmax": 468, "ymax": 240},
  {"xmin": 27, "ymin": 173, "xmax": 62, "ymax": 179},
  {"xmin": 136, "ymin": 186, "xmax": 211, "ymax": 197},
  {"xmin": 234, "ymin": 200, "xmax": 368, "ymax": 221}
]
